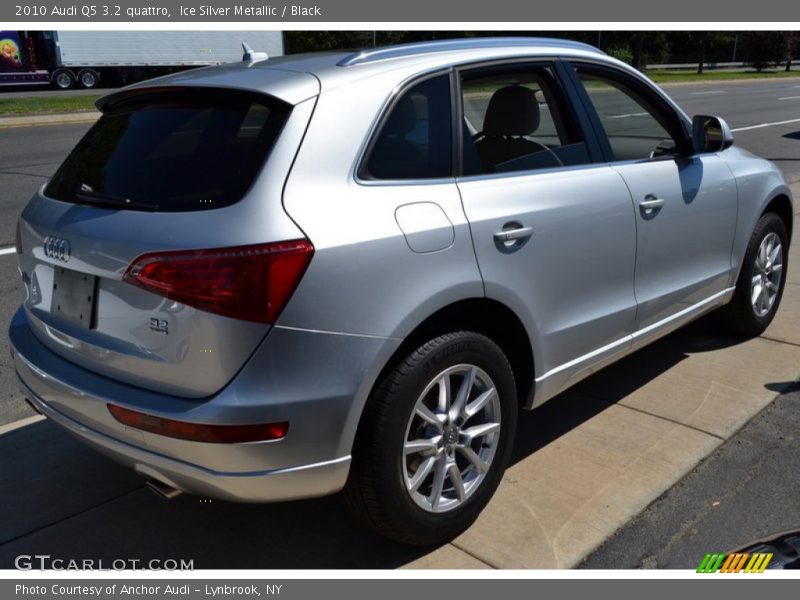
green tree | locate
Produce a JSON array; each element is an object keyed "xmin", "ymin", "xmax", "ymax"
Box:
[
  {"xmin": 785, "ymin": 32, "xmax": 797, "ymax": 72},
  {"xmin": 631, "ymin": 32, "xmax": 645, "ymax": 69},
  {"xmin": 739, "ymin": 32, "xmax": 785, "ymax": 71},
  {"xmin": 607, "ymin": 45, "xmax": 633, "ymax": 65}
]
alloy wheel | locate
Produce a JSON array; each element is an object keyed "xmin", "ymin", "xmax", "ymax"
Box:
[
  {"xmin": 402, "ymin": 364, "xmax": 502, "ymax": 513},
  {"xmin": 751, "ymin": 232, "xmax": 783, "ymax": 317}
]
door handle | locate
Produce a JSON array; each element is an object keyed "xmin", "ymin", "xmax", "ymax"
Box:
[
  {"xmin": 493, "ymin": 226, "xmax": 534, "ymax": 243},
  {"xmin": 639, "ymin": 195, "xmax": 665, "ymax": 215}
]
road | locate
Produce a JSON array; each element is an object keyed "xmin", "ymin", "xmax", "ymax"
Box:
[
  {"xmin": 0, "ymin": 123, "xmax": 93, "ymax": 426},
  {"xmin": 0, "ymin": 78, "xmax": 798, "ymax": 568},
  {"xmin": 665, "ymin": 79, "xmax": 800, "ymax": 183},
  {"xmin": 581, "ymin": 383, "xmax": 800, "ymax": 569}
]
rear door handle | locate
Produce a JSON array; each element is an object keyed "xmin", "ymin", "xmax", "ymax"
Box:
[
  {"xmin": 639, "ymin": 195, "xmax": 665, "ymax": 215},
  {"xmin": 493, "ymin": 226, "xmax": 534, "ymax": 242}
]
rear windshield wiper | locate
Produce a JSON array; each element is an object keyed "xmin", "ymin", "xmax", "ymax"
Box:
[{"xmin": 74, "ymin": 188, "xmax": 159, "ymax": 212}]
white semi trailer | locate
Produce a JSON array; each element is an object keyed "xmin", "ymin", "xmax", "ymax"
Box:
[{"xmin": 0, "ymin": 30, "xmax": 284, "ymax": 89}]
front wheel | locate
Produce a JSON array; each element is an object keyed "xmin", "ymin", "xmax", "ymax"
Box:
[
  {"xmin": 51, "ymin": 68, "xmax": 75, "ymax": 90},
  {"xmin": 718, "ymin": 212, "xmax": 788, "ymax": 336},
  {"xmin": 345, "ymin": 331, "xmax": 517, "ymax": 545}
]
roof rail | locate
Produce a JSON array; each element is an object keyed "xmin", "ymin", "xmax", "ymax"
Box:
[{"xmin": 337, "ymin": 37, "xmax": 603, "ymax": 67}]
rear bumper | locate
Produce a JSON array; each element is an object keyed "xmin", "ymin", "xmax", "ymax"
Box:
[
  {"xmin": 10, "ymin": 307, "xmax": 400, "ymax": 502},
  {"xmin": 18, "ymin": 379, "xmax": 351, "ymax": 502}
]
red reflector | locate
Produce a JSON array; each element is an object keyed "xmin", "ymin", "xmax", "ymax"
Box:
[
  {"xmin": 123, "ymin": 240, "xmax": 313, "ymax": 324},
  {"xmin": 108, "ymin": 404, "xmax": 289, "ymax": 443}
]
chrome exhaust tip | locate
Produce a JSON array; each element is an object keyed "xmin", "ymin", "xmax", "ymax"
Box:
[{"xmin": 146, "ymin": 478, "xmax": 183, "ymax": 500}]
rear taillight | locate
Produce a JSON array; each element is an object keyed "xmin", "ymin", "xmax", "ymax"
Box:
[
  {"xmin": 123, "ymin": 240, "xmax": 313, "ymax": 324},
  {"xmin": 108, "ymin": 404, "xmax": 288, "ymax": 443},
  {"xmin": 15, "ymin": 219, "xmax": 22, "ymax": 254}
]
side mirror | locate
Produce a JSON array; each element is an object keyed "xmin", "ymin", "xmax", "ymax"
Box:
[{"xmin": 692, "ymin": 114, "xmax": 734, "ymax": 153}]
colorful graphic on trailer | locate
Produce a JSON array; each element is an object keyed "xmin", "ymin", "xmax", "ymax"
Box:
[{"xmin": 0, "ymin": 31, "xmax": 24, "ymax": 72}]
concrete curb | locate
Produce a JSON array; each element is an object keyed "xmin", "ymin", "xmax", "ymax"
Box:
[{"xmin": 0, "ymin": 111, "xmax": 100, "ymax": 129}]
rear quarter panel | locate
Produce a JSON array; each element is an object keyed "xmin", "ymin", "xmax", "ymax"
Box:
[
  {"xmin": 279, "ymin": 67, "xmax": 485, "ymax": 339},
  {"xmin": 279, "ymin": 67, "xmax": 486, "ymax": 456}
]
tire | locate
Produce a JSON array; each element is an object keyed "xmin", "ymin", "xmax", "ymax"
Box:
[
  {"xmin": 51, "ymin": 69, "xmax": 74, "ymax": 90},
  {"xmin": 717, "ymin": 212, "xmax": 788, "ymax": 337},
  {"xmin": 345, "ymin": 331, "xmax": 518, "ymax": 545},
  {"xmin": 77, "ymin": 69, "xmax": 99, "ymax": 89}
]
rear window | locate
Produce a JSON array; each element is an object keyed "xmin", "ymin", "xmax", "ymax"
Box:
[{"xmin": 45, "ymin": 89, "xmax": 291, "ymax": 212}]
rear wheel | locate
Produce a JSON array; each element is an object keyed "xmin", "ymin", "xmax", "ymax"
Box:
[
  {"xmin": 77, "ymin": 69, "xmax": 99, "ymax": 89},
  {"xmin": 718, "ymin": 212, "xmax": 788, "ymax": 336},
  {"xmin": 345, "ymin": 331, "xmax": 517, "ymax": 545}
]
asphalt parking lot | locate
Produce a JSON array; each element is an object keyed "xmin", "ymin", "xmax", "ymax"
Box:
[{"xmin": 0, "ymin": 77, "xmax": 799, "ymax": 568}]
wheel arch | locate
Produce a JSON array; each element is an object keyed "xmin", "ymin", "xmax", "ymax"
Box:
[
  {"xmin": 762, "ymin": 193, "xmax": 794, "ymax": 243},
  {"xmin": 370, "ymin": 298, "xmax": 536, "ymax": 409}
]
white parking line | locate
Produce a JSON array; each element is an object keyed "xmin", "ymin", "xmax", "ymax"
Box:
[
  {"xmin": 0, "ymin": 415, "xmax": 45, "ymax": 436},
  {"xmin": 731, "ymin": 117, "xmax": 800, "ymax": 132},
  {"xmin": 690, "ymin": 90, "xmax": 725, "ymax": 95},
  {"xmin": 778, "ymin": 96, "xmax": 800, "ymax": 101},
  {"xmin": 0, "ymin": 246, "xmax": 17, "ymax": 256}
]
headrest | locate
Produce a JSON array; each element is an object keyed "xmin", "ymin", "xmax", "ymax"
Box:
[
  {"xmin": 383, "ymin": 95, "xmax": 417, "ymax": 136},
  {"xmin": 483, "ymin": 86, "xmax": 540, "ymax": 136}
]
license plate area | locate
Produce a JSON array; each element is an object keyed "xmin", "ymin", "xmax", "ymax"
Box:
[{"xmin": 51, "ymin": 267, "xmax": 97, "ymax": 328}]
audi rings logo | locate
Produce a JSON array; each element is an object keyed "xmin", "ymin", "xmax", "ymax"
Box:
[{"xmin": 43, "ymin": 236, "xmax": 71, "ymax": 262}]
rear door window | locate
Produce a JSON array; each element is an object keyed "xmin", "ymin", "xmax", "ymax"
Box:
[
  {"xmin": 45, "ymin": 89, "xmax": 290, "ymax": 212},
  {"xmin": 460, "ymin": 65, "xmax": 592, "ymax": 175}
]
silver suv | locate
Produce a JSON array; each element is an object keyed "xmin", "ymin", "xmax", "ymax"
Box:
[{"xmin": 10, "ymin": 38, "xmax": 793, "ymax": 545}]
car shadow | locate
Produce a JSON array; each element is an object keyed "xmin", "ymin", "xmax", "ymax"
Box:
[
  {"xmin": 511, "ymin": 315, "xmax": 745, "ymax": 465},
  {"xmin": 0, "ymin": 418, "xmax": 430, "ymax": 569},
  {"xmin": 0, "ymin": 315, "xmax": 752, "ymax": 569}
]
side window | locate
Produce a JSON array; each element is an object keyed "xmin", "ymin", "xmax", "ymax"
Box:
[
  {"xmin": 363, "ymin": 75, "xmax": 452, "ymax": 180},
  {"xmin": 574, "ymin": 67, "xmax": 684, "ymax": 162},
  {"xmin": 461, "ymin": 65, "xmax": 592, "ymax": 176}
]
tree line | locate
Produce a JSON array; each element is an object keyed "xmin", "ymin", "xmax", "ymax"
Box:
[{"xmin": 284, "ymin": 31, "xmax": 798, "ymax": 72}]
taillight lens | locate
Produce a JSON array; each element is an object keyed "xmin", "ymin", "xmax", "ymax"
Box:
[
  {"xmin": 123, "ymin": 240, "xmax": 313, "ymax": 324},
  {"xmin": 15, "ymin": 218, "xmax": 22, "ymax": 254},
  {"xmin": 108, "ymin": 404, "xmax": 288, "ymax": 443}
]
